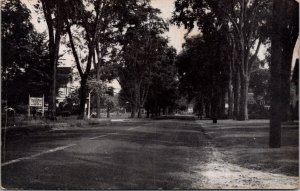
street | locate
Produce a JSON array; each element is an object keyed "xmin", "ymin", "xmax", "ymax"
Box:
[{"xmin": 1, "ymin": 120, "xmax": 212, "ymax": 189}]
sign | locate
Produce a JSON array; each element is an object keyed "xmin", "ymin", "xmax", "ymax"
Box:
[
  {"xmin": 29, "ymin": 97, "xmax": 43, "ymax": 107},
  {"xmin": 28, "ymin": 95, "xmax": 45, "ymax": 117}
]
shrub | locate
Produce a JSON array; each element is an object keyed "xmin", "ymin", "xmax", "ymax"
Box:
[{"xmin": 248, "ymin": 104, "xmax": 269, "ymax": 119}]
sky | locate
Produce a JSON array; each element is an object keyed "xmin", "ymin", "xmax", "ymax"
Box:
[
  {"xmin": 22, "ymin": 0, "xmax": 299, "ymax": 91},
  {"xmin": 22, "ymin": 0, "xmax": 198, "ymax": 92},
  {"xmin": 151, "ymin": 0, "xmax": 199, "ymax": 52},
  {"xmin": 23, "ymin": 0, "xmax": 197, "ymax": 52}
]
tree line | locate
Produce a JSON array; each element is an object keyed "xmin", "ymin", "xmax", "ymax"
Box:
[
  {"xmin": 172, "ymin": 0, "xmax": 298, "ymax": 147},
  {"xmin": 2, "ymin": 0, "xmax": 298, "ymax": 147},
  {"xmin": 2, "ymin": 0, "xmax": 179, "ymax": 119}
]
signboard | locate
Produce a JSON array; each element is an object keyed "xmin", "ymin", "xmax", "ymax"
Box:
[
  {"xmin": 29, "ymin": 97, "xmax": 43, "ymax": 107},
  {"xmin": 28, "ymin": 95, "xmax": 45, "ymax": 117}
]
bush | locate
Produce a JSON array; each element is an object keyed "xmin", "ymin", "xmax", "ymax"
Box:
[
  {"xmin": 62, "ymin": 111, "xmax": 71, "ymax": 117},
  {"xmin": 15, "ymin": 105, "xmax": 28, "ymax": 114},
  {"xmin": 248, "ymin": 104, "xmax": 269, "ymax": 119}
]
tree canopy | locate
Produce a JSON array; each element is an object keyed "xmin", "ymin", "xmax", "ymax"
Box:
[{"xmin": 2, "ymin": 0, "xmax": 50, "ymax": 109}]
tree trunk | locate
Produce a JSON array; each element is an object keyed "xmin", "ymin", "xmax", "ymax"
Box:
[
  {"xmin": 137, "ymin": 107, "xmax": 142, "ymax": 118},
  {"xmin": 107, "ymin": 107, "xmax": 110, "ymax": 118},
  {"xmin": 44, "ymin": 1, "xmax": 63, "ymax": 120},
  {"xmin": 205, "ymin": 101, "xmax": 211, "ymax": 118},
  {"xmin": 78, "ymin": 76, "xmax": 88, "ymax": 119},
  {"xmin": 96, "ymin": 60, "xmax": 102, "ymax": 118},
  {"xmin": 269, "ymin": 0, "xmax": 299, "ymax": 147},
  {"xmin": 238, "ymin": 74, "xmax": 249, "ymax": 120},
  {"xmin": 237, "ymin": 4, "xmax": 248, "ymax": 121},
  {"xmin": 212, "ymin": 96, "xmax": 217, "ymax": 123},
  {"xmin": 130, "ymin": 103, "xmax": 136, "ymax": 118},
  {"xmin": 228, "ymin": 82, "xmax": 233, "ymax": 119},
  {"xmin": 280, "ymin": 51, "xmax": 293, "ymax": 122},
  {"xmin": 228, "ymin": 64, "xmax": 233, "ymax": 119},
  {"xmin": 212, "ymin": 80, "xmax": 218, "ymax": 123},
  {"xmin": 133, "ymin": 82, "xmax": 140, "ymax": 118},
  {"xmin": 280, "ymin": 60, "xmax": 291, "ymax": 122},
  {"xmin": 48, "ymin": 33, "xmax": 61, "ymax": 120},
  {"xmin": 198, "ymin": 94, "xmax": 204, "ymax": 119},
  {"xmin": 269, "ymin": 0, "xmax": 284, "ymax": 148},
  {"xmin": 96, "ymin": 96, "xmax": 101, "ymax": 118},
  {"xmin": 233, "ymin": 70, "xmax": 240, "ymax": 119},
  {"xmin": 237, "ymin": 22, "xmax": 249, "ymax": 121},
  {"xmin": 280, "ymin": 2, "xmax": 298, "ymax": 121},
  {"xmin": 219, "ymin": 88, "xmax": 226, "ymax": 118}
]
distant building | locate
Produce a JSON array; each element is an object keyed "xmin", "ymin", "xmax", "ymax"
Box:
[{"xmin": 56, "ymin": 67, "xmax": 73, "ymax": 105}]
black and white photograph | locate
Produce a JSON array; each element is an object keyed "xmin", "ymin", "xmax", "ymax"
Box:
[{"xmin": 1, "ymin": 0, "xmax": 299, "ymax": 189}]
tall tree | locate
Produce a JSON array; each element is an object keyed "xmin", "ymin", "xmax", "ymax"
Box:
[
  {"xmin": 117, "ymin": 4, "xmax": 168, "ymax": 118},
  {"xmin": 37, "ymin": 0, "xmax": 65, "ymax": 119},
  {"xmin": 279, "ymin": 0, "xmax": 299, "ymax": 121},
  {"xmin": 144, "ymin": 47, "xmax": 178, "ymax": 117},
  {"xmin": 65, "ymin": 0, "xmax": 149, "ymax": 119},
  {"xmin": 2, "ymin": 0, "xmax": 50, "ymax": 108},
  {"xmin": 269, "ymin": 0, "xmax": 299, "ymax": 148},
  {"xmin": 172, "ymin": 0, "xmax": 271, "ymax": 120},
  {"xmin": 176, "ymin": 33, "xmax": 230, "ymax": 120},
  {"xmin": 64, "ymin": 0, "xmax": 114, "ymax": 119},
  {"xmin": 90, "ymin": 0, "xmax": 120, "ymax": 119}
]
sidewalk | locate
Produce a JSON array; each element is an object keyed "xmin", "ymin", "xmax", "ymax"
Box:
[
  {"xmin": 193, "ymin": 119, "xmax": 299, "ymax": 189},
  {"xmin": 1, "ymin": 117, "xmax": 153, "ymax": 138}
]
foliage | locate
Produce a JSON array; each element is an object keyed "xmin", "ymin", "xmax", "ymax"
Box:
[
  {"xmin": 144, "ymin": 46, "xmax": 178, "ymax": 115},
  {"xmin": 249, "ymin": 68, "xmax": 270, "ymax": 104},
  {"xmin": 87, "ymin": 80, "xmax": 115, "ymax": 116},
  {"xmin": 172, "ymin": 0, "xmax": 272, "ymax": 120},
  {"xmin": 117, "ymin": 3, "xmax": 170, "ymax": 117},
  {"xmin": 176, "ymin": 33, "xmax": 230, "ymax": 117},
  {"xmin": 1, "ymin": 0, "xmax": 50, "ymax": 107}
]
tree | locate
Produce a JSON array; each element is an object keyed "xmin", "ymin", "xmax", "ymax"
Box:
[
  {"xmin": 64, "ymin": 0, "xmax": 149, "ymax": 119},
  {"xmin": 269, "ymin": 0, "xmax": 299, "ymax": 148},
  {"xmin": 176, "ymin": 32, "xmax": 230, "ymax": 121},
  {"xmin": 144, "ymin": 47, "xmax": 178, "ymax": 117},
  {"xmin": 172, "ymin": 0, "xmax": 271, "ymax": 120},
  {"xmin": 34, "ymin": 0, "xmax": 65, "ymax": 119},
  {"xmin": 63, "ymin": 0, "xmax": 113, "ymax": 119},
  {"xmin": 278, "ymin": 0, "xmax": 299, "ymax": 121},
  {"xmin": 89, "ymin": 0, "xmax": 121, "ymax": 119},
  {"xmin": 249, "ymin": 68, "xmax": 270, "ymax": 103},
  {"xmin": 87, "ymin": 80, "xmax": 114, "ymax": 118},
  {"xmin": 117, "ymin": 4, "xmax": 168, "ymax": 118},
  {"xmin": 2, "ymin": 0, "xmax": 50, "ymax": 108}
]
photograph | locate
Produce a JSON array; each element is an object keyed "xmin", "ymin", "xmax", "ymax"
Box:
[{"xmin": 1, "ymin": 0, "xmax": 299, "ymax": 189}]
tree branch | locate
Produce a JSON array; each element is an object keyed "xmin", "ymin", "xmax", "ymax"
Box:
[
  {"xmin": 66, "ymin": 20, "xmax": 84, "ymax": 77},
  {"xmin": 249, "ymin": 38, "xmax": 262, "ymax": 73}
]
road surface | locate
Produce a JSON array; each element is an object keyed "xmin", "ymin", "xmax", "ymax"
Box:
[{"xmin": 1, "ymin": 120, "xmax": 211, "ymax": 189}]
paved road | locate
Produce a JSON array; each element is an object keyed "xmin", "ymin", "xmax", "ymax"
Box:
[{"xmin": 1, "ymin": 120, "xmax": 211, "ymax": 189}]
